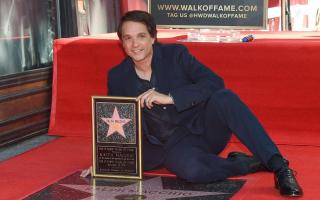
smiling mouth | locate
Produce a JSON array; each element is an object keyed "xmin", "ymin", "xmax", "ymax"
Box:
[{"xmin": 132, "ymin": 49, "xmax": 143, "ymax": 53}]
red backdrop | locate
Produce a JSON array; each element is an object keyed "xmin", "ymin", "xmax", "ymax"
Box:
[{"xmin": 49, "ymin": 31, "xmax": 320, "ymax": 146}]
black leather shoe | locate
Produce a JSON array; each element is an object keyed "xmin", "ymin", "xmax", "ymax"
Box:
[
  {"xmin": 274, "ymin": 167, "xmax": 303, "ymax": 197},
  {"xmin": 227, "ymin": 151, "xmax": 269, "ymax": 173}
]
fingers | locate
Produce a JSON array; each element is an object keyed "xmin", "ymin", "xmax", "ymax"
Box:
[
  {"xmin": 137, "ymin": 89, "xmax": 173, "ymax": 109},
  {"xmin": 137, "ymin": 88, "xmax": 155, "ymax": 108},
  {"xmin": 145, "ymin": 95, "xmax": 155, "ymax": 109}
]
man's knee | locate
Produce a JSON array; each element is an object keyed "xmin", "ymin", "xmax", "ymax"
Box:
[
  {"xmin": 179, "ymin": 165, "xmax": 206, "ymax": 182},
  {"xmin": 212, "ymin": 89, "xmax": 238, "ymax": 101},
  {"xmin": 208, "ymin": 89, "xmax": 240, "ymax": 107},
  {"xmin": 175, "ymin": 158, "xmax": 225, "ymax": 183}
]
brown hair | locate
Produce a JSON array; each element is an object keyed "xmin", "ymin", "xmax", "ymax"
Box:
[{"xmin": 117, "ymin": 10, "xmax": 157, "ymax": 40}]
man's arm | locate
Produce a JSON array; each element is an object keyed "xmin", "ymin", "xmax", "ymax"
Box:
[
  {"xmin": 107, "ymin": 70, "xmax": 120, "ymax": 96},
  {"xmin": 169, "ymin": 45, "xmax": 225, "ymax": 112}
]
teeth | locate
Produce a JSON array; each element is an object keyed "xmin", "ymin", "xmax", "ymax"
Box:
[{"xmin": 133, "ymin": 49, "xmax": 142, "ymax": 53}]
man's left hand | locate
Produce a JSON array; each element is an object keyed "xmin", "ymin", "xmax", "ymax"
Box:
[{"xmin": 136, "ymin": 88, "xmax": 174, "ymax": 109}]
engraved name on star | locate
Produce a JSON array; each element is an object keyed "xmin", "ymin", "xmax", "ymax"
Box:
[
  {"xmin": 60, "ymin": 176, "xmax": 227, "ymax": 200},
  {"xmin": 101, "ymin": 107, "xmax": 131, "ymax": 138}
]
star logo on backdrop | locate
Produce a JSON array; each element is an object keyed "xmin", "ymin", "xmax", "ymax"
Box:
[
  {"xmin": 101, "ymin": 107, "xmax": 131, "ymax": 138},
  {"xmin": 60, "ymin": 176, "xmax": 227, "ymax": 200}
]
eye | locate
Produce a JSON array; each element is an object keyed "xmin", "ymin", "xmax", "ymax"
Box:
[
  {"xmin": 122, "ymin": 35, "xmax": 131, "ymax": 41},
  {"xmin": 138, "ymin": 33, "xmax": 147, "ymax": 38}
]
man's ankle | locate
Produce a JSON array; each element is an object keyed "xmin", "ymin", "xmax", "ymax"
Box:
[{"xmin": 267, "ymin": 154, "xmax": 288, "ymax": 172}]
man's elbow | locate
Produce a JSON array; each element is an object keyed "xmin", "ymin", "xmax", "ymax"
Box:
[{"xmin": 216, "ymin": 77, "xmax": 225, "ymax": 89}]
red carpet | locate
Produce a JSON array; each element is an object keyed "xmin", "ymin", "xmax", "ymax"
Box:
[
  {"xmin": 1, "ymin": 137, "xmax": 319, "ymax": 200},
  {"xmin": 0, "ymin": 137, "xmax": 91, "ymax": 200}
]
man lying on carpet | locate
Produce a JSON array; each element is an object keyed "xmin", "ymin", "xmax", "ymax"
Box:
[{"xmin": 107, "ymin": 10, "xmax": 303, "ymax": 197}]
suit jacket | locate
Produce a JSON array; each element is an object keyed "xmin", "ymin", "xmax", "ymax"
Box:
[{"xmin": 107, "ymin": 43, "xmax": 225, "ymax": 140}]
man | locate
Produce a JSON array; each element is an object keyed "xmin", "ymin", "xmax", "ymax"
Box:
[{"xmin": 108, "ymin": 10, "xmax": 303, "ymax": 197}]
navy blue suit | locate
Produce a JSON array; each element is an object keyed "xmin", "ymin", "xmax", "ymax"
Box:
[{"xmin": 108, "ymin": 43, "xmax": 281, "ymax": 182}]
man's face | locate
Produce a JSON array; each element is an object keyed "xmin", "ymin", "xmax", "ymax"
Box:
[{"xmin": 120, "ymin": 21, "xmax": 155, "ymax": 64}]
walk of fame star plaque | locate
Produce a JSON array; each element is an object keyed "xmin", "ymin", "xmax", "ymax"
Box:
[{"xmin": 92, "ymin": 96, "xmax": 142, "ymax": 179}]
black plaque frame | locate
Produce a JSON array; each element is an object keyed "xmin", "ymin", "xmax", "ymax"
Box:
[
  {"xmin": 148, "ymin": 0, "xmax": 268, "ymax": 29},
  {"xmin": 92, "ymin": 96, "xmax": 142, "ymax": 179}
]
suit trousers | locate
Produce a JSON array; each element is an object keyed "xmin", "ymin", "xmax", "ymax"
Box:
[{"xmin": 145, "ymin": 89, "xmax": 281, "ymax": 183}]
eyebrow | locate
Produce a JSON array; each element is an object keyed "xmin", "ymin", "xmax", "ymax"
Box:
[{"xmin": 122, "ymin": 31, "xmax": 148, "ymax": 37}]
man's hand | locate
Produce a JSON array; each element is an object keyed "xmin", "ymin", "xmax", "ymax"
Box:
[{"xmin": 136, "ymin": 88, "xmax": 174, "ymax": 109}]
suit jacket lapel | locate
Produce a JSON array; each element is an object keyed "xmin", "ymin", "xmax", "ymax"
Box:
[
  {"xmin": 152, "ymin": 43, "xmax": 170, "ymax": 94},
  {"xmin": 123, "ymin": 58, "xmax": 140, "ymax": 97}
]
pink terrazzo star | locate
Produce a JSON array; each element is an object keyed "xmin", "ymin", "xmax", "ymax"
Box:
[{"xmin": 101, "ymin": 107, "xmax": 131, "ymax": 138}]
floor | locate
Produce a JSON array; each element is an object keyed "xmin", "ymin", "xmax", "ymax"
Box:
[
  {"xmin": 1, "ymin": 135, "xmax": 245, "ymax": 200},
  {"xmin": 24, "ymin": 171, "xmax": 245, "ymax": 200},
  {"xmin": 1, "ymin": 135, "xmax": 319, "ymax": 200},
  {"xmin": 0, "ymin": 134, "xmax": 58, "ymax": 162}
]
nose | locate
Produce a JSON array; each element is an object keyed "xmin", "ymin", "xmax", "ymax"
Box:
[{"xmin": 132, "ymin": 38, "xmax": 139, "ymax": 47}]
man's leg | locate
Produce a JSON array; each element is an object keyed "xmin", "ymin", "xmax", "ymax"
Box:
[
  {"xmin": 143, "ymin": 137, "xmax": 166, "ymax": 171},
  {"xmin": 164, "ymin": 134, "xmax": 250, "ymax": 183},
  {"xmin": 205, "ymin": 89, "xmax": 281, "ymax": 166},
  {"xmin": 205, "ymin": 89, "xmax": 303, "ymax": 196}
]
